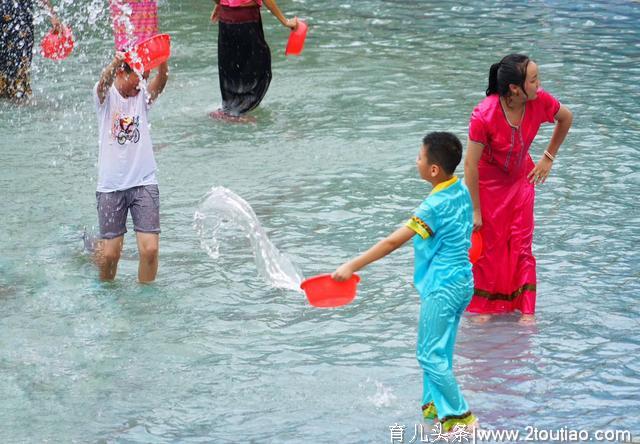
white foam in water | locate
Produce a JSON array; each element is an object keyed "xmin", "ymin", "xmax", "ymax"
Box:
[
  {"xmin": 83, "ymin": 226, "xmax": 98, "ymax": 253},
  {"xmin": 367, "ymin": 380, "xmax": 397, "ymax": 407},
  {"xmin": 111, "ymin": 0, "xmax": 135, "ymax": 44},
  {"xmin": 194, "ymin": 187, "xmax": 304, "ymax": 292}
]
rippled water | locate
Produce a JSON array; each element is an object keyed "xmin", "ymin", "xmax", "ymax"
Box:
[{"xmin": 1, "ymin": 1, "xmax": 639, "ymax": 442}]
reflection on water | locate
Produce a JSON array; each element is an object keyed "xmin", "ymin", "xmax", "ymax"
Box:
[
  {"xmin": 457, "ymin": 317, "xmax": 539, "ymax": 428},
  {"xmin": 0, "ymin": 0, "xmax": 639, "ymax": 442}
]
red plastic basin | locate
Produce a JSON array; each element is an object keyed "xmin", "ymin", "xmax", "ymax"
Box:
[
  {"xmin": 469, "ymin": 230, "xmax": 483, "ymax": 264},
  {"xmin": 300, "ymin": 273, "xmax": 360, "ymax": 308},
  {"xmin": 41, "ymin": 26, "xmax": 74, "ymax": 61},
  {"xmin": 124, "ymin": 33, "xmax": 171, "ymax": 73},
  {"xmin": 285, "ymin": 20, "xmax": 307, "ymax": 56}
]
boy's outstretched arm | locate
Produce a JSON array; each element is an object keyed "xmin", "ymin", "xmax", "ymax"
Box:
[
  {"xmin": 332, "ymin": 226, "xmax": 415, "ymax": 281},
  {"xmin": 97, "ymin": 53, "xmax": 124, "ymax": 104},
  {"xmin": 147, "ymin": 61, "xmax": 169, "ymax": 104}
]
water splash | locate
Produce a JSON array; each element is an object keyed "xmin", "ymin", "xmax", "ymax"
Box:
[
  {"xmin": 367, "ymin": 380, "xmax": 397, "ymax": 407},
  {"xmin": 82, "ymin": 226, "xmax": 98, "ymax": 253},
  {"xmin": 194, "ymin": 187, "xmax": 304, "ymax": 292},
  {"xmin": 109, "ymin": 0, "xmax": 136, "ymax": 51}
]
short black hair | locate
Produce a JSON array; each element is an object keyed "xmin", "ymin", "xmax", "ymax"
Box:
[{"xmin": 421, "ymin": 132, "xmax": 462, "ymax": 175}]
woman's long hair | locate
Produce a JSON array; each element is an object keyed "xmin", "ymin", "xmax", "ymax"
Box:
[{"xmin": 486, "ymin": 54, "xmax": 530, "ymax": 97}]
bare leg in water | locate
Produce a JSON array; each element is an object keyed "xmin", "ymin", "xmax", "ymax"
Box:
[{"xmin": 93, "ymin": 236, "xmax": 124, "ymax": 281}]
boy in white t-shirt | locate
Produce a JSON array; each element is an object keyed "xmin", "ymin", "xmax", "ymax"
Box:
[{"xmin": 93, "ymin": 53, "xmax": 168, "ymax": 282}]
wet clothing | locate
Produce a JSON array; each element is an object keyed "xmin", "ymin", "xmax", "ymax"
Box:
[
  {"xmin": 93, "ymin": 82, "xmax": 157, "ymax": 193},
  {"xmin": 417, "ymin": 280, "xmax": 476, "ymax": 431},
  {"xmin": 217, "ymin": 5, "xmax": 272, "ymax": 116},
  {"xmin": 110, "ymin": 0, "xmax": 159, "ymax": 51},
  {"xmin": 466, "ymin": 90, "xmax": 560, "ymax": 315},
  {"xmin": 93, "ymin": 82, "xmax": 160, "ymax": 240},
  {"xmin": 407, "ymin": 177, "xmax": 473, "ymax": 297},
  {"xmin": 405, "ymin": 177, "xmax": 476, "ymax": 430},
  {"xmin": 220, "ymin": 0, "xmax": 263, "ymax": 6},
  {"xmin": 96, "ymin": 185, "xmax": 160, "ymax": 239},
  {"xmin": 0, "ymin": 0, "xmax": 34, "ymax": 99}
]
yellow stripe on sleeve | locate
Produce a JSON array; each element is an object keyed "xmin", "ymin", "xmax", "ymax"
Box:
[{"xmin": 406, "ymin": 216, "xmax": 433, "ymax": 239}]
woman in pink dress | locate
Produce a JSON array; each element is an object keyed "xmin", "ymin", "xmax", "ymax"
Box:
[{"xmin": 464, "ymin": 54, "xmax": 573, "ymax": 324}]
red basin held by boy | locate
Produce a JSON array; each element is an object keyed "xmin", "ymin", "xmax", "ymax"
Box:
[
  {"xmin": 124, "ymin": 34, "xmax": 171, "ymax": 73},
  {"xmin": 300, "ymin": 273, "xmax": 360, "ymax": 308}
]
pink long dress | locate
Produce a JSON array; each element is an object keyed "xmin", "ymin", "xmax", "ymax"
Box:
[
  {"xmin": 110, "ymin": 0, "xmax": 159, "ymax": 51},
  {"xmin": 466, "ymin": 90, "xmax": 560, "ymax": 315}
]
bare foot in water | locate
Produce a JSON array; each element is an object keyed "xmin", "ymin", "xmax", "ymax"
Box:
[
  {"xmin": 469, "ymin": 314, "xmax": 492, "ymax": 324},
  {"xmin": 209, "ymin": 109, "xmax": 256, "ymax": 124},
  {"xmin": 518, "ymin": 314, "xmax": 536, "ymax": 325}
]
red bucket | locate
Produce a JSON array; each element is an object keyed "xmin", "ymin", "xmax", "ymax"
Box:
[
  {"xmin": 300, "ymin": 273, "xmax": 360, "ymax": 308},
  {"xmin": 285, "ymin": 20, "xmax": 307, "ymax": 56},
  {"xmin": 124, "ymin": 33, "xmax": 171, "ymax": 73},
  {"xmin": 41, "ymin": 26, "xmax": 74, "ymax": 61},
  {"xmin": 469, "ymin": 231, "xmax": 483, "ymax": 264}
]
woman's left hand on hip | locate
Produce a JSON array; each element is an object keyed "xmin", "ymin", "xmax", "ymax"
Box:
[{"xmin": 527, "ymin": 157, "xmax": 553, "ymax": 185}]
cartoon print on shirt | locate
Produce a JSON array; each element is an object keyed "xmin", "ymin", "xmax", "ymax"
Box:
[{"xmin": 112, "ymin": 113, "xmax": 141, "ymax": 145}]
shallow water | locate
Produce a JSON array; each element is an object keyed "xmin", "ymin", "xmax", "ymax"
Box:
[{"xmin": 1, "ymin": 1, "xmax": 639, "ymax": 443}]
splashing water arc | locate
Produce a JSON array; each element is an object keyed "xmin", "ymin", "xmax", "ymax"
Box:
[{"xmin": 194, "ymin": 186, "xmax": 304, "ymax": 292}]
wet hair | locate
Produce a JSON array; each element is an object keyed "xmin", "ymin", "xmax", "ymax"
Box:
[
  {"xmin": 121, "ymin": 62, "xmax": 134, "ymax": 74},
  {"xmin": 422, "ymin": 132, "xmax": 462, "ymax": 175},
  {"xmin": 486, "ymin": 53, "xmax": 530, "ymax": 97}
]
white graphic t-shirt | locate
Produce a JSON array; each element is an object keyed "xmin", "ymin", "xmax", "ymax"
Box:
[{"xmin": 94, "ymin": 82, "xmax": 158, "ymax": 192}]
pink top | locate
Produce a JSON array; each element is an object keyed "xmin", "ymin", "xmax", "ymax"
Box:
[
  {"xmin": 220, "ymin": 0, "xmax": 262, "ymax": 6},
  {"xmin": 110, "ymin": 0, "xmax": 159, "ymax": 51},
  {"xmin": 468, "ymin": 89, "xmax": 560, "ymax": 178}
]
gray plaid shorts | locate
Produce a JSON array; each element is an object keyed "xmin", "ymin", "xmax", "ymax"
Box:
[{"xmin": 96, "ymin": 185, "xmax": 160, "ymax": 239}]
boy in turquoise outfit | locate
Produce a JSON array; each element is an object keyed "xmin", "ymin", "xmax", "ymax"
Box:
[{"xmin": 333, "ymin": 132, "xmax": 477, "ymax": 431}]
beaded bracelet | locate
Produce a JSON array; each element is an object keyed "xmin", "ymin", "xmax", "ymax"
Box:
[{"xmin": 544, "ymin": 150, "xmax": 555, "ymax": 161}]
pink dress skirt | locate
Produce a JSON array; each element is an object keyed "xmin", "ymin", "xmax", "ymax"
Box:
[
  {"xmin": 468, "ymin": 156, "xmax": 538, "ymax": 314},
  {"xmin": 110, "ymin": 0, "xmax": 159, "ymax": 51}
]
